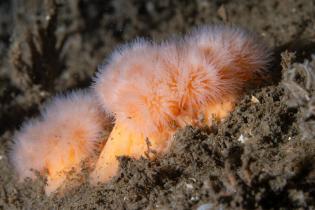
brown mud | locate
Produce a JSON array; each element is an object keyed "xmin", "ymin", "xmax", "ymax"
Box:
[{"xmin": 0, "ymin": 0, "xmax": 315, "ymax": 209}]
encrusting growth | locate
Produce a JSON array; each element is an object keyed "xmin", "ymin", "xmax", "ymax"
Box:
[
  {"xmin": 90, "ymin": 25, "xmax": 271, "ymax": 184},
  {"xmin": 10, "ymin": 90, "xmax": 111, "ymax": 195}
]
